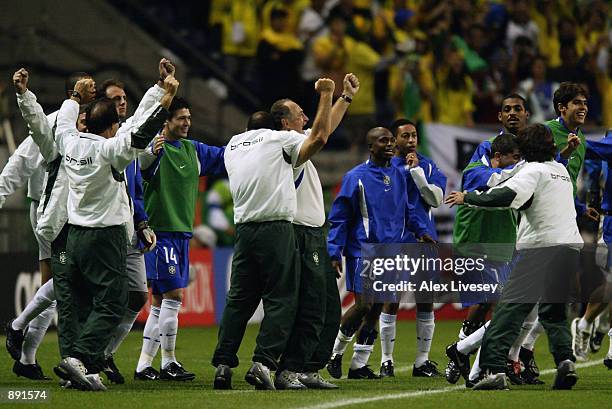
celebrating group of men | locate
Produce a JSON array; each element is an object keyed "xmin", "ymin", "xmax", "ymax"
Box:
[{"xmin": 1, "ymin": 58, "xmax": 611, "ymax": 393}]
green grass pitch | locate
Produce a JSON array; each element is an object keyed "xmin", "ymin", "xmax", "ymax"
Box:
[{"xmin": 1, "ymin": 321, "xmax": 610, "ymax": 409}]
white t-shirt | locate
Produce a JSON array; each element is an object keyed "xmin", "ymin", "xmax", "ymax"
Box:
[
  {"xmin": 56, "ymin": 99, "xmax": 147, "ymax": 240},
  {"xmin": 293, "ymin": 129, "xmax": 326, "ymax": 227},
  {"xmin": 479, "ymin": 161, "xmax": 582, "ymax": 248},
  {"xmin": 225, "ymin": 129, "xmax": 304, "ymax": 224}
]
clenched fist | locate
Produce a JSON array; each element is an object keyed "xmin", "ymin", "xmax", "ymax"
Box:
[
  {"xmin": 314, "ymin": 78, "xmax": 335, "ymax": 94},
  {"xmin": 343, "ymin": 73, "xmax": 360, "ymax": 97},
  {"xmin": 73, "ymin": 78, "xmax": 97, "ymax": 103},
  {"xmin": 163, "ymin": 75, "xmax": 179, "ymax": 96},
  {"xmin": 13, "ymin": 68, "xmax": 28, "ymax": 95},
  {"xmin": 159, "ymin": 57, "xmax": 176, "ymax": 80}
]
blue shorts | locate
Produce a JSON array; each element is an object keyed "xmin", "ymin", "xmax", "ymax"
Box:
[
  {"xmin": 145, "ymin": 233, "xmax": 190, "ymax": 294},
  {"xmin": 460, "ymin": 259, "xmax": 511, "ymax": 307},
  {"xmin": 603, "ymin": 216, "xmax": 612, "ymax": 245},
  {"xmin": 345, "ymin": 257, "xmax": 366, "ymax": 294}
]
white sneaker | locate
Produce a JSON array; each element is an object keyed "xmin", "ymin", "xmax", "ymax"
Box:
[
  {"xmin": 86, "ymin": 373, "xmax": 107, "ymax": 391},
  {"xmin": 472, "ymin": 372, "xmax": 509, "ymax": 390},
  {"xmin": 571, "ymin": 318, "xmax": 589, "ymax": 361},
  {"xmin": 298, "ymin": 372, "xmax": 338, "ymax": 389},
  {"xmin": 59, "ymin": 357, "xmax": 92, "ymax": 390}
]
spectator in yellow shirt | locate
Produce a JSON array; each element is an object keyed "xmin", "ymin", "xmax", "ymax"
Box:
[{"xmin": 434, "ymin": 48, "xmax": 475, "ymax": 127}]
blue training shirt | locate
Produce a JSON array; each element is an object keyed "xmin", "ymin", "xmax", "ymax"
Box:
[{"xmin": 327, "ymin": 160, "xmax": 427, "ymax": 261}]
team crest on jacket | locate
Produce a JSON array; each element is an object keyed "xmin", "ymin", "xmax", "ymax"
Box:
[
  {"xmin": 169, "ymin": 265, "xmax": 176, "ymax": 275},
  {"xmin": 59, "ymin": 251, "xmax": 67, "ymax": 265},
  {"xmin": 313, "ymin": 251, "xmax": 319, "ymax": 266},
  {"xmin": 383, "ymin": 175, "xmax": 391, "ymax": 186}
]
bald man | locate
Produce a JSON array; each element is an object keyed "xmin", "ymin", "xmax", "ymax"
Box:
[{"xmin": 326, "ymin": 127, "xmax": 428, "ymax": 379}]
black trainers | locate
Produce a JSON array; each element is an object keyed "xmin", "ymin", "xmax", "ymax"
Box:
[
  {"xmin": 5, "ymin": 320, "xmax": 24, "ymax": 361},
  {"xmin": 347, "ymin": 365, "xmax": 380, "ymax": 379},
  {"xmin": 103, "ymin": 355, "xmax": 125, "ymax": 384},
  {"xmin": 445, "ymin": 343, "xmax": 471, "ymax": 382},
  {"xmin": 604, "ymin": 357, "xmax": 612, "ymax": 370},
  {"xmin": 413, "ymin": 360, "xmax": 441, "ymax": 377},
  {"xmin": 590, "ymin": 331, "xmax": 605, "ymax": 353},
  {"xmin": 274, "ymin": 369, "xmax": 306, "ymax": 390},
  {"xmin": 134, "ymin": 366, "xmax": 160, "ymax": 381},
  {"xmin": 505, "ymin": 360, "xmax": 524, "ymax": 385},
  {"xmin": 244, "ymin": 362, "xmax": 275, "ymax": 390},
  {"xmin": 445, "ymin": 360, "xmax": 461, "ymax": 384},
  {"xmin": 519, "ymin": 347, "xmax": 543, "ymax": 384},
  {"xmin": 160, "ymin": 362, "xmax": 195, "ymax": 381},
  {"xmin": 552, "ymin": 359, "xmax": 578, "ymax": 390},
  {"xmin": 213, "ymin": 364, "xmax": 233, "ymax": 390},
  {"xmin": 13, "ymin": 361, "xmax": 50, "ymax": 380},
  {"xmin": 326, "ymin": 354, "xmax": 343, "ymax": 379},
  {"xmin": 461, "ymin": 320, "xmax": 485, "ymax": 337},
  {"xmin": 53, "ymin": 365, "xmax": 70, "ymax": 381},
  {"xmin": 380, "ymin": 360, "xmax": 394, "ymax": 377}
]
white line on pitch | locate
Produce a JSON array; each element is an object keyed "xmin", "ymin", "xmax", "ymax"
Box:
[{"xmin": 295, "ymin": 360, "xmax": 603, "ymax": 409}]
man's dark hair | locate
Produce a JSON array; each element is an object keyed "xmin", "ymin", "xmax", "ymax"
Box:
[
  {"xmin": 247, "ymin": 111, "xmax": 275, "ymax": 130},
  {"xmin": 500, "ymin": 93, "xmax": 528, "ymax": 110},
  {"xmin": 390, "ymin": 118, "xmax": 417, "ymax": 137},
  {"xmin": 86, "ymin": 97, "xmax": 119, "ymax": 135},
  {"xmin": 326, "ymin": 7, "xmax": 349, "ymax": 25},
  {"xmin": 553, "ymin": 82, "xmax": 588, "ymax": 116},
  {"xmin": 491, "ymin": 132, "xmax": 519, "ymax": 155},
  {"xmin": 270, "ymin": 8, "xmax": 289, "ymax": 20},
  {"xmin": 99, "ymin": 78, "xmax": 125, "ymax": 98},
  {"xmin": 65, "ymin": 72, "xmax": 91, "ymax": 97},
  {"xmin": 270, "ymin": 98, "xmax": 292, "ymax": 131},
  {"xmin": 516, "ymin": 124, "xmax": 555, "ymax": 162},
  {"xmin": 168, "ymin": 96, "xmax": 190, "ymax": 118}
]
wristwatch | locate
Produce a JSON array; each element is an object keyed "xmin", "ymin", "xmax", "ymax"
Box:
[
  {"xmin": 70, "ymin": 90, "xmax": 82, "ymax": 101},
  {"xmin": 340, "ymin": 94, "xmax": 353, "ymax": 103}
]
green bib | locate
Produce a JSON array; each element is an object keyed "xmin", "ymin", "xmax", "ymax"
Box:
[
  {"xmin": 546, "ymin": 119, "xmax": 585, "ymax": 196},
  {"xmin": 144, "ymin": 140, "xmax": 200, "ymax": 232}
]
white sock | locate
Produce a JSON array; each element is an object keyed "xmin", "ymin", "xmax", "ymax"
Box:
[
  {"xmin": 136, "ymin": 306, "xmax": 161, "ymax": 372},
  {"xmin": 596, "ymin": 310, "xmax": 609, "ymax": 333},
  {"xmin": 415, "ymin": 311, "xmax": 435, "ymax": 367},
  {"xmin": 578, "ymin": 317, "xmax": 591, "ymax": 334},
  {"xmin": 20, "ymin": 301, "xmax": 56, "ymax": 365},
  {"xmin": 159, "ymin": 299, "xmax": 181, "ymax": 369},
  {"xmin": 468, "ymin": 347, "xmax": 482, "ymax": 381},
  {"xmin": 457, "ymin": 321, "xmax": 490, "ymax": 355},
  {"xmin": 607, "ymin": 328, "xmax": 612, "ymax": 358},
  {"xmin": 522, "ymin": 320, "xmax": 544, "ymax": 351},
  {"xmin": 350, "ymin": 343, "xmax": 373, "ymax": 370},
  {"xmin": 508, "ymin": 307, "xmax": 538, "ymax": 361},
  {"xmin": 332, "ymin": 328, "xmax": 354, "ymax": 356},
  {"xmin": 13, "ymin": 279, "xmax": 55, "ymax": 331},
  {"xmin": 105, "ymin": 308, "xmax": 140, "ymax": 357},
  {"xmin": 379, "ymin": 313, "xmax": 396, "ymax": 364},
  {"xmin": 458, "ymin": 327, "xmax": 467, "ymax": 341}
]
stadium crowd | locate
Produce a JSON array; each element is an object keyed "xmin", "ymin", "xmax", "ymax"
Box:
[{"xmin": 135, "ymin": 0, "xmax": 611, "ymax": 148}]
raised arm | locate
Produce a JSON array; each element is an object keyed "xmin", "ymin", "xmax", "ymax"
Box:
[
  {"xmin": 13, "ymin": 69, "xmax": 58, "ymax": 162},
  {"xmin": 124, "ymin": 58, "xmax": 176, "ymax": 130},
  {"xmin": 101, "ymin": 76, "xmax": 179, "ymax": 170},
  {"xmin": 295, "ymin": 78, "xmax": 334, "ymax": 166},
  {"xmin": 329, "ymin": 73, "xmax": 360, "ymax": 133},
  {"xmin": 56, "ymin": 78, "xmax": 96, "ymax": 147}
]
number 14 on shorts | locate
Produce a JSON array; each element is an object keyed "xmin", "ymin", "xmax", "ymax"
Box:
[{"xmin": 163, "ymin": 246, "xmax": 178, "ymax": 264}]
